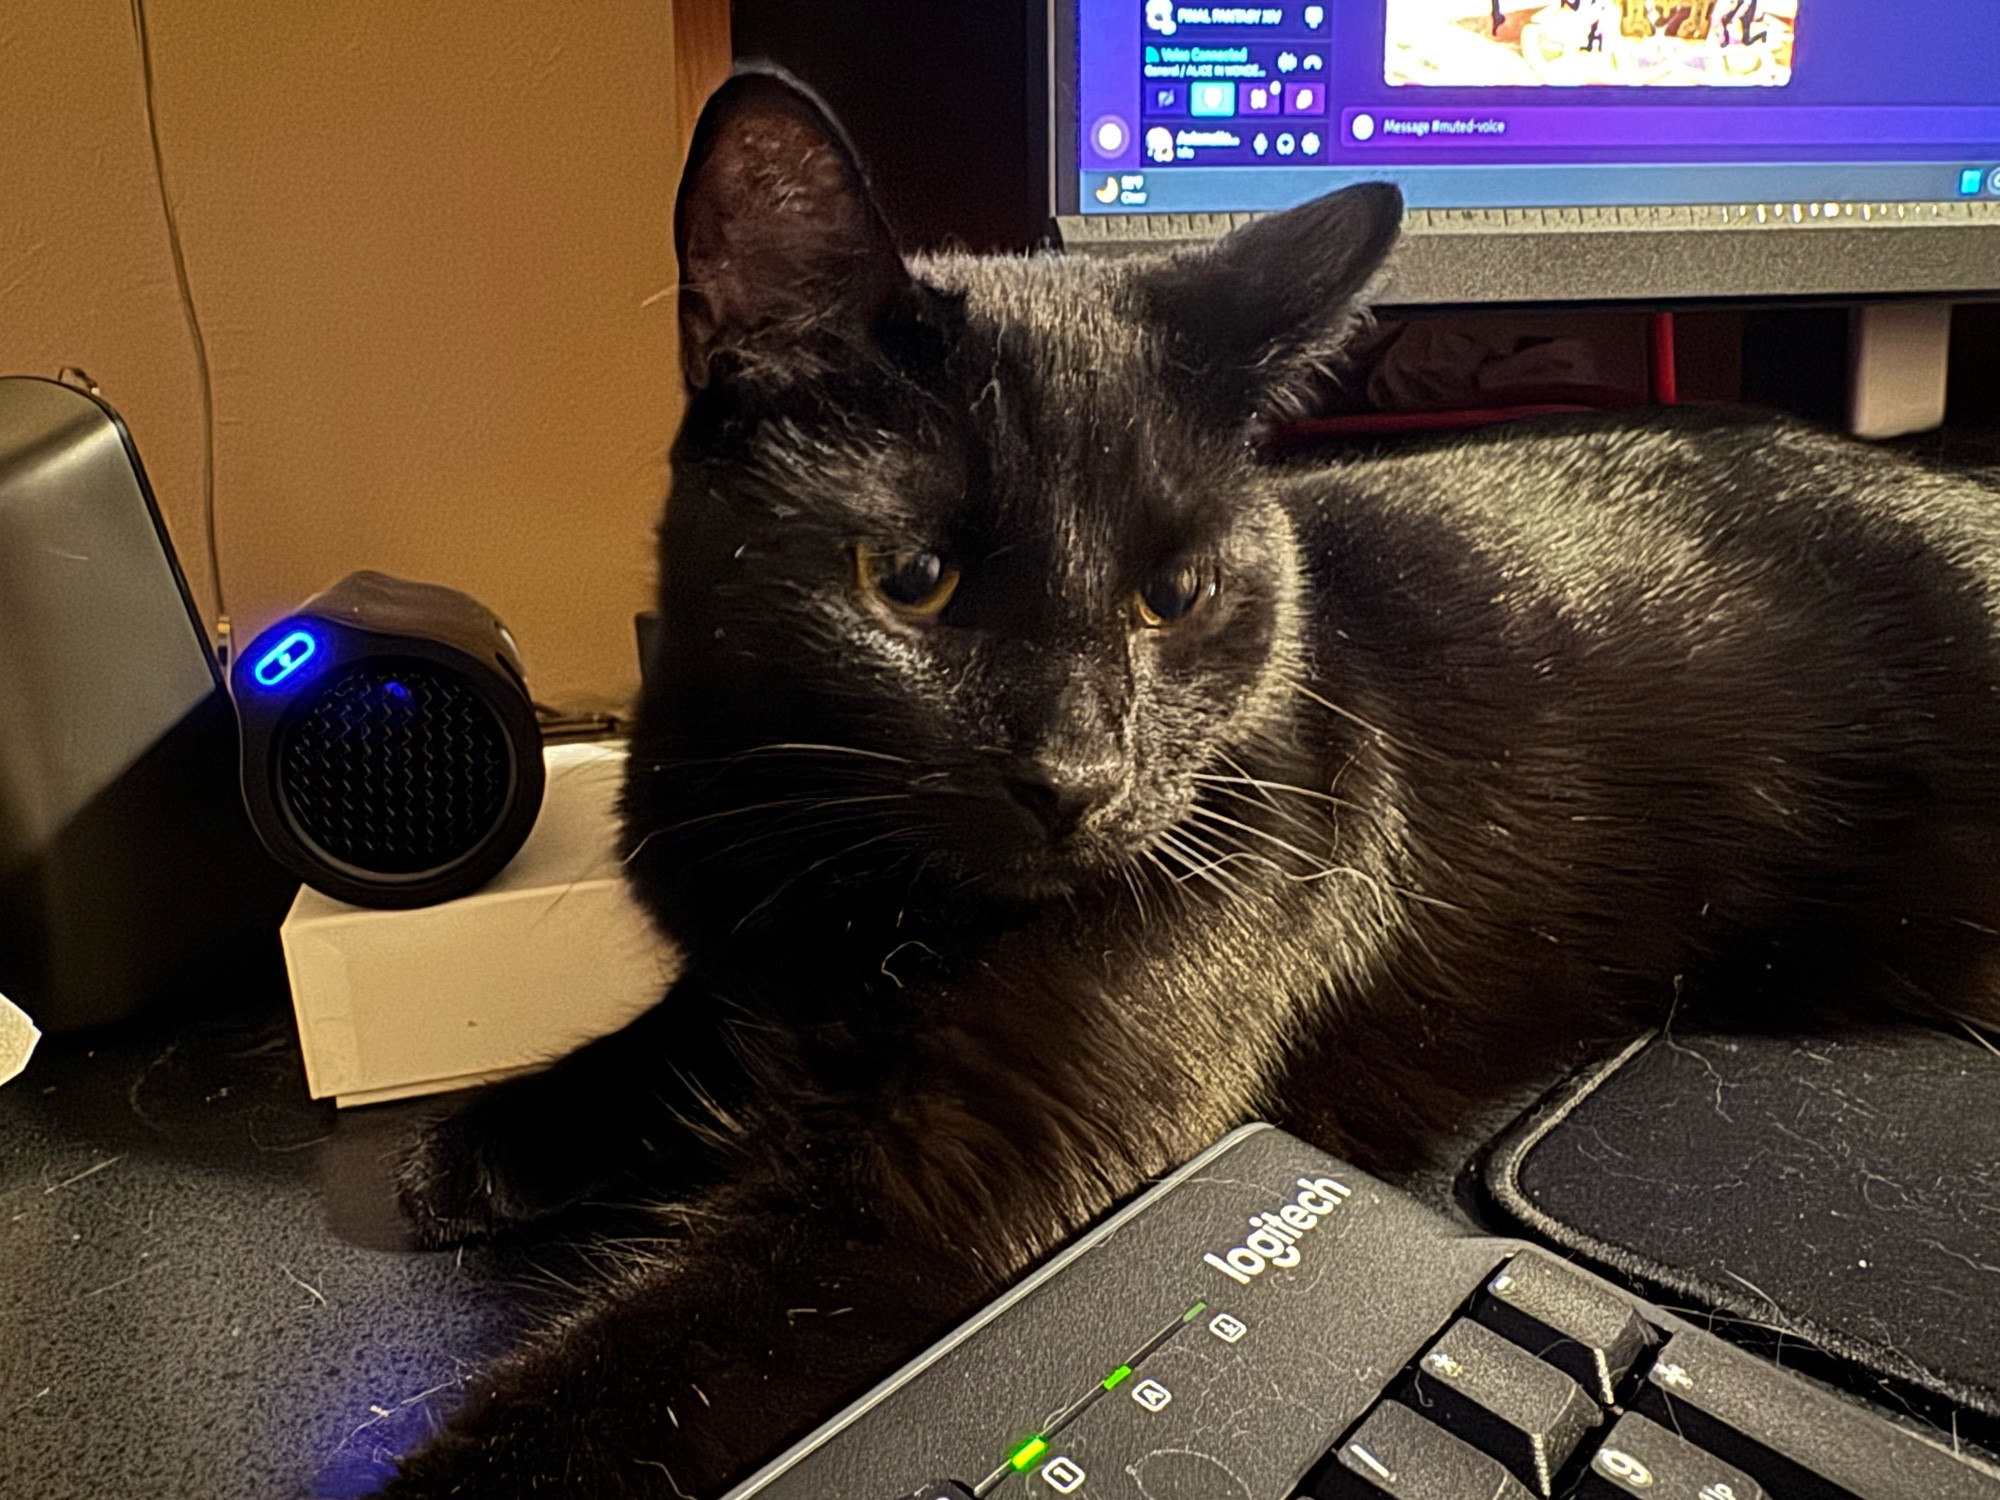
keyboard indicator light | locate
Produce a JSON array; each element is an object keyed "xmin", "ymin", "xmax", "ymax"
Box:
[
  {"xmin": 1183, "ymin": 1300, "xmax": 1207, "ymax": 1322},
  {"xmin": 1009, "ymin": 1436, "xmax": 1050, "ymax": 1472},
  {"xmin": 1101, "ymin": 1364, "xmax": 1132, "ymax": 1391},
  {"xmin": 1131, "ymin": 1378, "xmax": 1173, "ymax": 1412}
]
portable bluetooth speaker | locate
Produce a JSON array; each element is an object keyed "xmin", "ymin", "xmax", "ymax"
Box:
[{"xmin": 231, "ymin": 572, "xmax": 546, "ymax": 909}]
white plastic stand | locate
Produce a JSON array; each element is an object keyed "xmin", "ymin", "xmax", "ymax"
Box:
[
  {"xmin": 282, "ymin": 742, "xmax": 679, "ymax": 1107},
  {"xmin": 1849, "ymin": 301, "xmax": 1954, "ymax": 440}
]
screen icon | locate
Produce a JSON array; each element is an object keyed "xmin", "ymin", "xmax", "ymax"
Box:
[
  {"xmin": 1960, "ymin": 167, "xmax": 1984, "ymax": 196},
  {"xmin": 1042, "ymin": 1455, "xmax": 1086, "ymax": 1493},
  {"xmin": 1095, "ymin": 176, "xmax": 1121, "ymax": 204},
  {"xmin": 1990, "ymin": 168, "xmax": 2000, "ymax": 196},
  {"xmin": 1190, "ymin": 82, "xmax": 1236, "ymax": 117}
]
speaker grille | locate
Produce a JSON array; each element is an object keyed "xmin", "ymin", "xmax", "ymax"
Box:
[{"xmin": 278, "ymin": 662, "xmax": 512, "ymax": 876}]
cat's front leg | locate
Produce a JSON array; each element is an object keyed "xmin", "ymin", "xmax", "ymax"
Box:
[
  {"xmin": 858, "ymin": 930, "xmax": 1308, "ymax": 1274},
  {"xmin": 382, "ymin": 1179, "xmax": 988, "ymax": 1499},
  {"xmin": 397, "ymin": 975, "xmax": 747, "ymax": 1246}
]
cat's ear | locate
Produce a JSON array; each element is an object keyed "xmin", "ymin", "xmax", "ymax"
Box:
[
  {"xmin": 1133, "ymin": 182, "xmax": 1403, "ymax": 424},
  {"xmin": 674, "ymin": 66, "xmax": 909, "ymax": 389}
]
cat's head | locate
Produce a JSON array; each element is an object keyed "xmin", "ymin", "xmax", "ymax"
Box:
[{"xmin": 633, "ymin": 68, "xmax": 1398, "ymax": 913}]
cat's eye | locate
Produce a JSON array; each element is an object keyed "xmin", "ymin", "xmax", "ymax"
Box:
[
  {"xmin": 859, "ymin": 546, "xmax": 960, "ymax": 618},
  {"xmin": 1135, "ymin": 563, "xmax": 1216, "ymax": 628}
]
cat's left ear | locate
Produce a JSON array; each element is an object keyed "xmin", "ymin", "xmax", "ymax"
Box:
[
  {"xmin": 1132, "ymin": 182, "xmax": 1403, "ymax": 424},
  {"xmin": 674, "ymin": 66, "xmax": 910, "ymax": 389}
]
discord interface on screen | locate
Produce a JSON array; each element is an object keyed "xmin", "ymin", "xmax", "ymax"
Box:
[{"xmin": 1074, "ymin": 0, "xmax": 2000, "ymax": 212}]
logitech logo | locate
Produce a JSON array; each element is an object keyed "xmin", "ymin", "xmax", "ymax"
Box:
[{"xmin": 1202, "ymin": 1176, "xmax": 1352, "ymax": 1286}]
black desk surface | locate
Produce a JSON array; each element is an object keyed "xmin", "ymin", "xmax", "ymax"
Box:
[
  {"xmin": 0, "ymin": 984, "xmax": 1533, "ymax": 1500},
  {"xmin": 0, "ymin": 990, "xmax": 536, "ymax": 1500}
]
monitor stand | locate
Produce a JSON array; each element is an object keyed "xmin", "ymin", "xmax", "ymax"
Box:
[{"xmin": 1849, "ymin": 300, "xmax": 1954, "ymax": 440}]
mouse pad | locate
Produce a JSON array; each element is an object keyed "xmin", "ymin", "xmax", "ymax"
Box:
[{"xmin": 1484, "ymin": 1025, "xmax": 2000, "ymax": 1420}]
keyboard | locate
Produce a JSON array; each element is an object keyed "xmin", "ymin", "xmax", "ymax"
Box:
[{"xmin": 721, "ymin": 1124, "xmax": 2000, "ymax": 1500}]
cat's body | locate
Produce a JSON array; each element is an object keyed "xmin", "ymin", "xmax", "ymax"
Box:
[{"xmin": 384, "ymin": 72, "xmax": 2000, "ymax": 1498}]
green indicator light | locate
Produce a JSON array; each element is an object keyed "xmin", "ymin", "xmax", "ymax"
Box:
[
  {"xmin": 1009, "ymin": 1436, "xmax": 1050, "ymax": 1472},
  {"xmin": 1102, "ymin": 1364, "xmax": 1134, "ymax": 1391},
  {"xmin": 1183, "ymin": 1300, "xmax": 1208, "ymax": 1322}
]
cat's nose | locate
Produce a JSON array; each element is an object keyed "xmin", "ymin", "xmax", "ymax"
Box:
[{"xmin": 1003, "ymin": 763, "xmax": 1117, "ymax": 840}]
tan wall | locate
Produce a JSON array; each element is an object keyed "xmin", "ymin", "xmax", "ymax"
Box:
[{"xmin": 1, "ymin": 1, "xmax": 697, "ymax": 714}]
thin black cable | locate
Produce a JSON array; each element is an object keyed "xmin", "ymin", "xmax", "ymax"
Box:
[{"xmin": 131, "ymin": 0, "xmax": 227, "ymax": 657}]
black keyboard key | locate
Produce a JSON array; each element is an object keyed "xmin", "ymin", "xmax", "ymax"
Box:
[
  {"xmin": 1634, "ymin": 1331, "xmax": 1996, "ymax": 1500},
  {"xmin": 1573, "ymin": 1412, "xmax": 1766, "ymax": 1500},
  {"xmin": 1477, "ymin": 1253, "xmax": 1653, "ymax": 1406},
  {"xmin": 1309, "ymin": 1401, "xmax": 1535, "ymax": 1499},
  {"xmin": 1406, "ymin": 1317, "xmax": 1601, "ymax": 1496}
]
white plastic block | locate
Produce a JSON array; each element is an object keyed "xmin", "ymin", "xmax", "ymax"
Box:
[
  {"xmin": 281, "ymin": 741, "xmax": 678, "ymax": 1107},
  {"xmin": 1849, "ymin": 300, "xmax": 1953, "ymax": 441}
]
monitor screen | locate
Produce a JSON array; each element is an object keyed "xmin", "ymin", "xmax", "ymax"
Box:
[{"xmin": 1066, "ymin": 1, "xmax": 2000, "ymax": 216}]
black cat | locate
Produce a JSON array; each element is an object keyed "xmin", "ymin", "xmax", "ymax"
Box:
[{"xmin": 384, "ymin": 69, "xmax": 2000, "ymax": 1497}]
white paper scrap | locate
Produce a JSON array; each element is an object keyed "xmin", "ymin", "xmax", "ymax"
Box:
[{"xmin": 0, "ymin": 991, "xmax": 41, "ymax": 1087}]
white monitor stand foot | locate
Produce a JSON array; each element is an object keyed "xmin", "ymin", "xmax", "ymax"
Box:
[{"xmin": 1849, "ymin": 301, "xmax": 1953, "ymax": 440}]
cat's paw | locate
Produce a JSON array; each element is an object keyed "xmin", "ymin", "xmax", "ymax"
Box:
[{"xmin": 395, "ymin": 1102, "xmax": 577, "ymax": 1248}]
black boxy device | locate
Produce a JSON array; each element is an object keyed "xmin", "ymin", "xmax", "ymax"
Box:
[
  {"xmin": 0, "ymin": 376, "xmax": 296, "ymax": 1031},
  {"xmin": 230, "ymin": 572, "xmax": 545, "ymax": 910}
]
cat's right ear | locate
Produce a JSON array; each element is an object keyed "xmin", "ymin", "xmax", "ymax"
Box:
[
  {"xmin": 1133, "ymin": 182, "xmax": 1404, "ymax": 426},
  {"xmin": 675, "ymin": 66, "xmax": 910, "ymax": 390}
]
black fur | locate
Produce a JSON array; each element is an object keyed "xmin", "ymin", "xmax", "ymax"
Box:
[{"xmin": 384, "ymin": 68, "xmax": 2000, "ymax": 1496}]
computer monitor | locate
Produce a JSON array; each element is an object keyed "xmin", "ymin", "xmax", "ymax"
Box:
[{"xmin": 1053, "ymin": 1, "xmax": 2000, "ymax": 309}]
